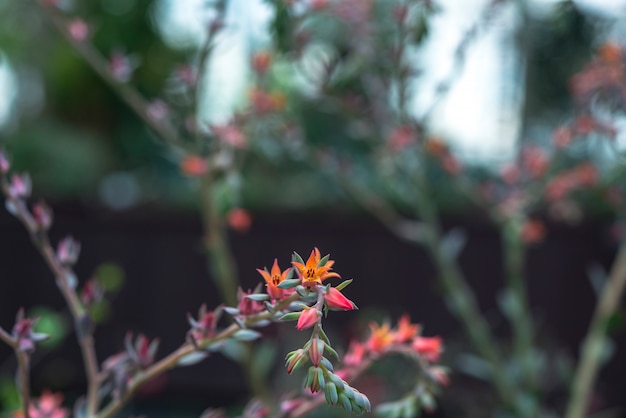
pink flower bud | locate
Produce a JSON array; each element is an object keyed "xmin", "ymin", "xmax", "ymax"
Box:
[
  {"xmin": 57, "ymin": 236, "xmax": 81, "ymax": 266},
  {"xmin": 308, "ymin": 337, "xmax": 324, "ymax": 367},
  {"xmin": 33, "ymin": 200, "xmax": 53, "ymax": 231},
  {"xmin": 68, "ymin": 19, "xmax": 89, "ymax": 42},
  {"xmin": 297, "ymin": 308, "xmax": 320, "ymax": 330},
  {"xmin": 324, "ymin": 287, "xmax": 356, "ymax": 311},
  {"xmin": 8, "ymin": 173, "xmax": 31, "ymax": 199},
  {"xmin": 0, "ymin": 149, "xmax": 9, "ymax": 174},
  {"xmin": 412, "ymin": 336, "xmax": 442, "ymax": 362}
]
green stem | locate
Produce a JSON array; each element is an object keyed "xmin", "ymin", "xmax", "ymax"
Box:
[
  {"xmin": 200, "ymin": 175, "xmax": 239, "ymax": 307},
  {"xmin": 502, "ymin": 220, "xmax": 538, "ymax": 397},
  {"xmin": 564, "ymin": 244, "xmax": 626, "ymax": 418}
]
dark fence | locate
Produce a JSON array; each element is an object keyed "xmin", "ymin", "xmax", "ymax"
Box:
[{"xmin": 0, "ymin": 203, "xmax": 622, "ymax": 416}]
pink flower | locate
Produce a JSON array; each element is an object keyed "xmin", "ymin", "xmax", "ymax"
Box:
[
  {"xmin": 324, "ymin": 287, "xmax": 356, "ymax": 310},
  {"xmin": 297, "ymin": 308, "xmax": 320, "ymax": 330},
  {"xmin": 68, "ymin": 19, "xmax": 89, "ymax": 42}
]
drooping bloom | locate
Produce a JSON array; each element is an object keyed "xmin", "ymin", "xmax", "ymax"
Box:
[
  {"xmin": 292, "ymin": 248, "xmax": 340, "ymax": 286},
  {"xmin": 257, "ymin": 259, "xmax": 291, "ymax": 300},
  {"xmin": 324, "ymin": 287, "xmax": 356, "ymax": 311}
]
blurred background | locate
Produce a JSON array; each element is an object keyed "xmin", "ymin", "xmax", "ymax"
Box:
[{"xmin": 1, "ymin": 0, "xmax": 626, "ymax": 416}]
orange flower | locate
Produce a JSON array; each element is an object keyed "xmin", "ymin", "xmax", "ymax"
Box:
[
  {"xmin": 366, "ymin": 321, "xmax": 395, "ymax": 353},
  {"xmin": 257, "ymin": 259, "xmax": 291, "ymax": 300},
  {"xmin": 344, "ymin": 341, "xmax": 366, "ymax": 367},
  {"xmin": 292, "ymin": 248, "xmax": 340, "ymax": 286},
  {"xmin": 394, "ymin": 315, "xmax": 420, "ymax": 343}
]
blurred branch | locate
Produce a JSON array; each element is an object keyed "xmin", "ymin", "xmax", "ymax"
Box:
[
  {"xmin": 564, "ymin": 244, "xmax": 626, "ymax": 418},
  {"xmin": 35, "ymin": 0, "xmax": 184, "ymax": 148},
  {"xmin": 97, "ymin": 294, "xmax": 300, "ymax": 418},
  {"xmin": 0, "ymin": 181, "xmax": 103, "ymax": 416}
]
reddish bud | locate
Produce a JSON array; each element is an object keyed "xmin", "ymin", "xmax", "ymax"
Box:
[
  {"xmin": 8, "ymin": 173, "xmax": 31, "ymax": 199},
  {"xmin": 147, "ymin": 100, "xmax": 169, "ymax": 122},
  {"xmin": 68, "ymin": 19, "xmax": 89, "ymax": 42},
  {"xmin": 180, "ymin": 156, "xmax": 208, "ymax": 177},
  {"xmin": 81, "ymin": 279, "xmax": 104, "ymax": 306},
  {"xmin": 237, "ymin": 288, "xmax": 264, "ymax": 316},
  {"xmin": 33, "ymin": 200, "xmax": 53, "ymax": 231},
  {"xmin": 109, "ymin": 51, "xmax": 137, "ymax": 83},
  {"xmin": 251, "ymin": 51, "xmax": 272, "ymax": 74},
  {"xmin": 0, "ymin": 149, "xmax": 9, "ymax": 174},
  {"xmin": 324, "ymin": 287, "xmax": 356, "ymax": 310},
  {"xmin": 297, "ymin": 308, "xmax": 320, "ymax": 330},
  {"xmin": 57, "ymin": 236, "xmax": 81, "ymax": 266},
  {"xmin": 285, "ymin": 349, "xmax": 307, "ymax": 374},
  {"xmin": 309, "ymin": 337, "xmax": 324, "ymax": 367},
  {"xmin": 212, "ymin": 123, "xmax": 247, "ymax": 149},
  {"xmin": 227, "ymin": 208, "xmax": 252, "ymax": 233},
  {"xmin": 309, "ymin": 0, "xmax": 329, "ymax": 10}
]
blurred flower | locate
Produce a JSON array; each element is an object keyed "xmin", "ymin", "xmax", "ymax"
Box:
[
  {"xmin": 8, "ymin": 173, "xmax": 32, "ymax": 199},
  {"xmin": 125, "ymin": 333, "xmax": 159, "ymax": 370},
  {"xmin": 180, "ymin": 156, "xmax": 208, "ymax": 177},
  {"xmin": 12, "ymin": 309, "xmax": 48, "ymax": 353},
  {"xmin": 521, "ymin": 219, "xmax": 545, "ymax": 244},
  {"xmin": 108, "ymin": 50, "xmax": 139, "ymax": 83},
  {"xmin": 500, "ymin": 163, "xmax": 520, "ymax": 185},
  {"xmin": 394, "ymin": 314, "xmax": 420, "ymax": 343},
  {"xmin": 412, "ymin": 336, "xmax": 442, "ymax": 362},
  {"xmin": 227, "ymin": 208, "xmax": 252, "ymax": 232},
  {"xmin": 0, "ymin": 149, "xmax": 9, "ymax": 174},
  {"xmin": 13, "ymin": 390, "xmax": 68, "ymax": 418},
  {"xmin": 237, "ymin": 288, "xmax": 265, "ymax": 316},
  {"xmin": 175, "ymin": 64, "xmax": 197, "ymax": 87},
  {"xmin": 57, "ymin": 236, "xmax": 81, "ymax": 266},
  {"xmin": 552, "ymin": 126, "xmax": 573, "ymax": 149},
  {"xmin": 387, "ymin": 125, "xmax": 416, "ymax": 152},
  {"xmin": 366, "ymin": 321, "xmax": 394, "ymax": 353},
  {"xmin": 343, "ymin": 341, "xmax": 366, "ymax": 367},
  {"xmin": 188, "ymin": 304, "xmax": 219, "ymax": 344},
  {"xmin": 81, "ymin": 278, "xmax": 104, "ymax": 306},
  {"xmin": 32, "ymin": 201, "xmax": 53, "ymax": 231},
  {"xmin": 250, "ymin": 87, "xmax": 286, "ymax": 113},
  {"xmin": 146, "ymin": 100, "xmax": 169, "ymax": 122},
  {"xmin": 292, "ymin": 248, "xmax": 340, "ymax": 286},
  {"xmin": 251, "ymin": 50, "xmax": 272, "ymax": 74},
  {"xmin": 212, "ymin": 123, "xmax": 247, "ymax": 149},
  {"xmin": 522, "ymin": 146, "xmax": 548, "ymax": 178},
  {"xmin": 68, "ymin": 19, "xmax": 89, "ymax": 42},
  {"xmin": 257, "ymin": 259, "xmax": 291, "ymax": 300},
  {"xmin": 309, "ymin": 0, "xmax": 329, "ymax": 10},
  {"xmin": 332, "ymin": 0, "xmax": 373, "ymax": 25}
]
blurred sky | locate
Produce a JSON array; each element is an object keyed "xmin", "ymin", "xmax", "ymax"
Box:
[{"xmin": 1, "ymin": 0, "xmax": 626, "ymax": 165}]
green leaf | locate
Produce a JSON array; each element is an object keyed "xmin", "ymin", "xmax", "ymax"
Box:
[
  {"xmin": 278, "ymin": 278, "xmax": 301, "ymax": 289},
  {"xmin": 232, "ymin": 329, "xmax": 262, "ymax": 341},
  {"xmin": 335, "ymin": 279, "xmax": 353, "ymax": 291},
  {"xmin": 177, "ymin": 351, "xmax": 208, "ymax": 366}
]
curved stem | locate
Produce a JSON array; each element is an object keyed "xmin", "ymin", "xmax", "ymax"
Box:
[{"xmin": 564, "ymin": 244, "xmax": 626, "ymax": 418}]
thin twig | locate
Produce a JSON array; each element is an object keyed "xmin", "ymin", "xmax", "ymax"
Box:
[
  {"xmin": 16, "ymin": 350, "xmax": 32, "ymax": 418},
  {"xmin": 564, "ymin": 244, "xmax": 626, "ymax": 418},
  {"xmin": 1, "ymin": 184, "xmax": 102, "ymax": 415},
  {"xmin": 35, "ymin": 0, "xmax": 184, "ymax": 148},
  {"xmin": 97, "ymin": 294, "xmax": 300, "ymax": 418}
]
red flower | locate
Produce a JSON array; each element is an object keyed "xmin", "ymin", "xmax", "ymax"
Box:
[
  {"xmin": 394, "ymin": 315, "xmax": 420, "ymax": 343},
  {"xmin": 297, "ymin": 308, "xmax": 320, "ymax": 330},
  {"xmin": 324, "ymin": 287, "xmax": 356, "ymax": 310},
  {"xmin": 180, "ymin": 156, "xmax": 208, "ymax": 177},
  {"xmin": 227, "ymin": 208, "xmax": 252, "ymax": 232},
  {"xmin": 413, "ymin": 336, "xmax": 442, "ymax": 362}
]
